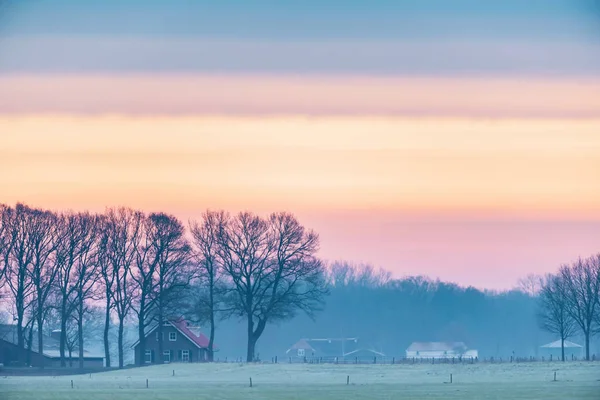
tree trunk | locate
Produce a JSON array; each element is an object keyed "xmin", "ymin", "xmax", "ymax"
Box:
[
  {"xmin": 246, "ymin": 317, "xmax": 267, "ymax": 363},
  {"xmin": 103, "ymin": 295, "xmax": 111, "ymax": 368},
  {"xmin": 69, "ymin": 349, "xmax": 73, "ymax": 367},
  {"xmin": 137, "ymin": 306, "xmax": 145, "ymax": 366},
  {"xmin": 561, "ymin": 338, "xmax": 565, "ymax": 362},
  {"xmin": 246, "ymin": 316, "xmax": 254, "ymax": 362},
  {"xmin": 118, "ymin": 318, "xmax": 124, "ymax": 369},
  {"xmin": 60, "ymin": 298, "xmax": 67, "ymax": 367},
  {"xmin": 17, "ymin": 313, "xmax": 24, "ymax": 366},
  {"xmin": 37, "ymin": 316, "xmax": 44, "ymax": 369},
  {"xmin": 246, "ymin": 336, "xmax": 256, "ymax": 363},
  {"xmin": 78, "ymin": 303, "xmax": 84, "ymax": 369},
  {"xmin": 207, "ymin": 280, "xmax": 215, "ymax": 362},
  {"xmin": 26, "ymin": 327, "xmax": 33, "ymax": 367},
  {"xmin": 585, "ymin": 332, "xmax": 590, "ymax": 361},
  {"xmin": 158, "ymin": 314, "xmax": 164, "ymax": 364},
  {"xmin": 208, "ymin": 312, "xmax": 215, "ymax": 362}
]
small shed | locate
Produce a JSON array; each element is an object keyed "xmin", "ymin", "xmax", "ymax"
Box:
[{"xmin": 540, "ymin": 340, "xmax": 583, "ymax": 360}]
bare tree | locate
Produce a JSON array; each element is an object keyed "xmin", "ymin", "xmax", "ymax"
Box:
[
  {"xmin": 189, "ymin": 210, "xmax": 229, "ymax": 362},
  {"xmin": 147, "ymin": 213, "xmax": 191, "ymax": 364},
  {"xmin": 538, "ymin": 274, "xmax": 576, "ymax": 361},
  {"xmin": 560, "ymin": 254, "xmax": 600, "ymax": 361},
  {"xmin": 328, "ymin": 261, "xmax": 391, "ymax": 288},
  {"xmin": 104, "ymin": 208, "xmax": 144, "ymax": 369},
  {"xmin": 27, "ymin": 208, "xmax": 59, "ymax": 369},
  {"xmin": 131, "ymin": 212, "xmax": 158, "ymax": 367},
  {"xmin": 64, "ymin": 315, "xmax": 79, "ymax": 367},
  {"xmin": 5, "ymin": 204, "xmax": 36, "ymax": 365},
  {"xmin": 219, "ymin": 212, "xmax": 327, "ymax": 362},
  {"xmin": 518, "ymin": 273, "xmax": 544, "ymax": 297},
  {"xmin": 71, "ymin": 214, "xmax": 101, "ymax": 369},
  {"xmin": 97, "ymin": 216, "xmax": 114, "ymax": 367},
  {"xmin": 54, "ymin": 212, "xmax": 89, "ymax": 367}
]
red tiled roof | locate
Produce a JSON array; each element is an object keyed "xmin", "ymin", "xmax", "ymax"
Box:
[{"xmin": 170, "ymin": 318, "xmax": 215, "ymax": 350}]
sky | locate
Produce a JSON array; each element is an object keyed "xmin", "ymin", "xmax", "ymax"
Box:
[{"xmin": 1, "ymin": 0, "xmax": 600, "ymax": 290}]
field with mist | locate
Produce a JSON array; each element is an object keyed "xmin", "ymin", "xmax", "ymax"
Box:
[{"xmin": 2, "ymin": 362, "xmax": 599, "ymax": 399}]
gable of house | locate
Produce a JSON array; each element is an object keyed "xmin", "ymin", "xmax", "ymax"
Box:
[{"xmin": 132, "ymin": 318, "xmax": 213, "ymax": 364}]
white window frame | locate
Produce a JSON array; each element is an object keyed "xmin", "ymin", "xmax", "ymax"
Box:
[
  {"xmin": 182, "ymin": 350, "xmax": 190, "ymax": 362},
  {"xmin": 297, "ymin": 349, "xmax": 305, "ymax": 357},
  {"xmin": 163, "ymin": 350, "xmax": 171, "ymax": 363},
  {"xmin": 169, "ymin": 332, "xmax": 177, "ymax": 342},
  {"xmin": 144, "ymin": 350, "xmax": 152, "ymax": 364}
]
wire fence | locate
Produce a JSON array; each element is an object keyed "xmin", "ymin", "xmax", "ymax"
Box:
[{"xmin": 215, "ymin": 353, "xmax": 598, "ymax": 365}]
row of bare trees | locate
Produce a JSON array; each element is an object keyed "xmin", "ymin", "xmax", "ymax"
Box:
[
  {"xmin": 537, "ymin": 253, "xmax": 600, "ymax": 361},
  {"xmin": 0, "ymin": 203, "xmax": 327, "ymax": 368}
]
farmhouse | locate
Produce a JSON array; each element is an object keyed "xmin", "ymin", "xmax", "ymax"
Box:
[
  {"xmin": 286, "ymin": 337, "xmax": 385, "ymax": 361},
  {"xmin": 0, "ymin": 324, "xmax": 104, "ymax": 368},
  {"xmin": 132, "ymin": 318, "xmax": 214, "ymax": 365},
  {"xmin": 405, "ymin": 341, "xmax": 478, "ymax": 359}
]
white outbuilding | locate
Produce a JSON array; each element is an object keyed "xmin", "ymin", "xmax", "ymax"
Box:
[{"xmin": 406, "ymin": 342, "xmax": 478, "ymax": 359}]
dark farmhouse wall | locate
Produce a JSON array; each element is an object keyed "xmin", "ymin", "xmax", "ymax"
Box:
[
  {"xmin": 134, "ymin": 324, "xmax": 207, "ymax": 365},
  {"xmin": 0, "ymin": 340, "xmax": 103, "ymax": 368},
  {"xmin": 0, "ymin": 340, "xmax": 46, "ymax": 367}
]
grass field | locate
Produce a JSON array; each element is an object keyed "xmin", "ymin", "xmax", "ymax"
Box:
[{"xmin": 1, "ymin": 362, "xmax": 599, "ymax": 399}]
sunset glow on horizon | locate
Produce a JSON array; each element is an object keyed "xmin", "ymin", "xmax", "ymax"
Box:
[{"xmin": 2, "ymin": 0, "xmax": 599, "ymax": 290}]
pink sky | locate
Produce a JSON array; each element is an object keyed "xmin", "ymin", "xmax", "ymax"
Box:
[{"xmin": 2, "ymin": 83, "xmax": 600, "ymax": 290}]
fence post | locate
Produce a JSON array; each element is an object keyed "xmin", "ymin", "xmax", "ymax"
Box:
[
  {"xmin": 392, "ymin": 357, "xmax": 395, "ymax": 365},
  {"xmin": 553, "ymin": 371, "xmax": 557, "ymax": 382},
  {"xmin": 173, "ymin": 369, "xmax": 175, "ymax": 376},
  {"xmin": 71, "ymin": 380, "xmax": 73, "ymax": 389},
  {"xmin": 275, "ymin": 356, "xmax": 278, "ymax": 364},
  {"xmin": 249, "ymin": 377, "xmax": 253, "ymax": 388},
  {"xmin": 355, "ymin": 356, "xmax": 358, "ymax": 364},
  {"xmin": 347, "ymin": 375, "xmax": 350, "ymax": 385},
  {"xmin": 450, "ymin": 374, "xmax": 452, "ymax": 384},
  {"xmin": 146, "ymin": 379, "xmax": 148, "ymax": 388},
  {"xmin": 374, "ymin": 356, "xmax": 377, "ymax": 364}
]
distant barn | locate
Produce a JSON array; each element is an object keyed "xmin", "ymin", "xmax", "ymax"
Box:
[
  {"xmin": 286, "ymin": 337, "xmax": 384, "ymax": 361},
  {"xmin": 405, "ymin": 342, "xmax": 478, "ymax": 359},
  {"xmin": 540, "ymin": 340, "xmax": 583, "ymax": 360},
  {"xmin": 0, "ymin": 324, "xmax": 104, "ymax": 368}
]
